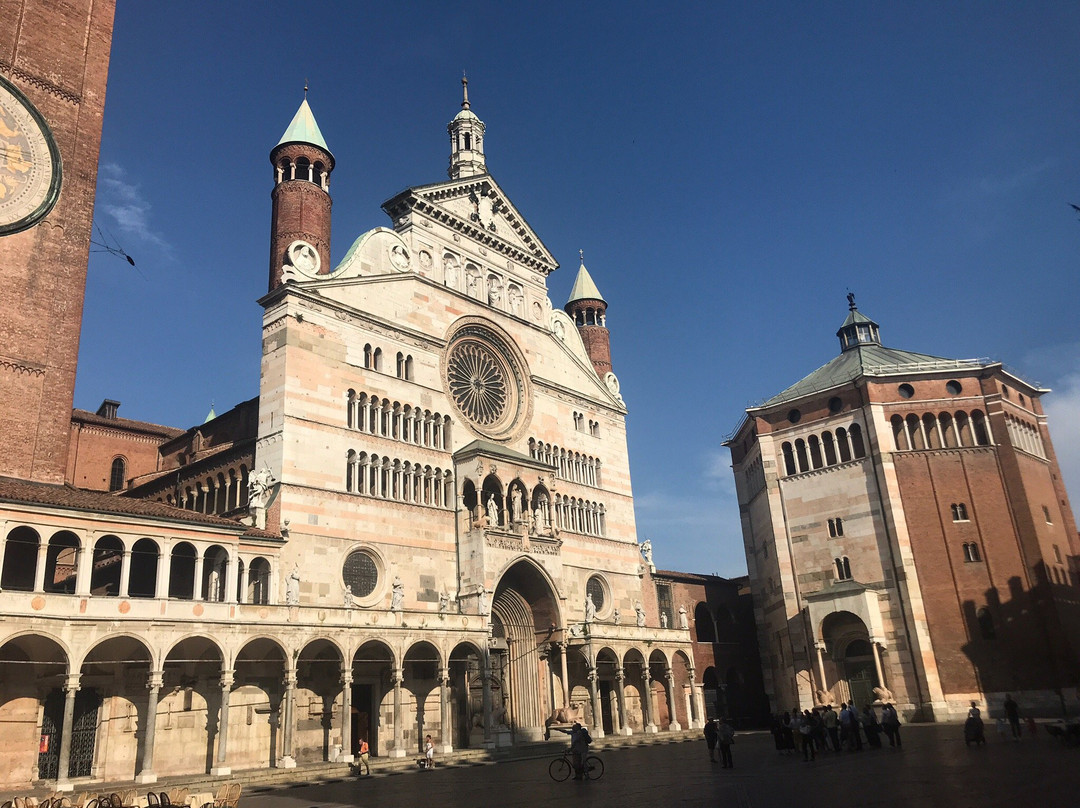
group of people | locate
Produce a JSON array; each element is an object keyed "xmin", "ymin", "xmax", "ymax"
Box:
[
  {"xmin": 771, "ymin": 703, "xmax": 902, "ymax": 761},
  {"xmin": 703, "ymin": 717, "xmax": 737, "ymax": 768}
]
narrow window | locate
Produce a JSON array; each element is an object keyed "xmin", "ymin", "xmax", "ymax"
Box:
[
  {"xmin": 951, "ymin": 503, "xmax": 968, "ymax": 522},
  {"xmin": 835, "ymin": 557, "xmax": 852, "ymax": 581},
  {"xmin": 464, "ymin": 132, "xmax": 472, "ymax": 150},
  {"xmin": 396, "ymin": 352, "xmax": 404, "ymax": 378},
  {"xmin": 109, "ymin": 458, "xmax": 126, "ymax": 492},
  {"xmin": 1043, "ymin": 505, "xmax": 1053, "ymax": 524},
  {"xmin": 405, "ymin": 355, "xmax": 414, "ymax": 381},
  {"xmin": 1053, "ymin": 544, "xmax": 1062, "ymax": 564},
  {"xmin": 782, "ymin": 442, "xmax": 796, "ymax": 476},
  {"xmin": 963, "ymin": 543, "xmax": 981, "ymax": 562}
]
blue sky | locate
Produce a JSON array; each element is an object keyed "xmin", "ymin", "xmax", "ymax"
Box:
[{"xmin": 78, "ymin": 1, "xmax": 1080, "ymax": 577}]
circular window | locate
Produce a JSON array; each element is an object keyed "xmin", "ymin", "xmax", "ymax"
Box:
[
  {"xmin": 787, "ymin": 409, "xmax": 801, "ymax": 424},
  {"xmin": 828, "ymin": 397, "xmax": 843, "ymax": 413},
  {"xmin": 946, "ymin": 380, "xmax": 962, "ymax": 396},
  {"xmin": 443, "ymin": 319, "xmax": 531, "ymax": 440},
  {"xmin": 898, "ymin": 383, "xmax": 914, "ymax": 399},
  {"xmin": 343, "ymin": 550, "xmax": 379, "ymax": 598},
  {"xmin": 586, "ymin": 576, "xmax": 606, "ymax": 612}
]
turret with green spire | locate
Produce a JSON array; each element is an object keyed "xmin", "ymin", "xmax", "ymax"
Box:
[{"xmin": 565, "ymin": 250, "xmax": 612, "ymax": 377}]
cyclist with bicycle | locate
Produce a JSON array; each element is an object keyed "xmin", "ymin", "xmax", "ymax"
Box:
[{"xmin": 555, "ymin": 721, "xmax": 592, "ymax": 779}]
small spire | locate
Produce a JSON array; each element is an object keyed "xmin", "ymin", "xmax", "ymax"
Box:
[
  {"xmin": 579, "ymin": 249, "xmax": 585, "ymax": 264},
  {"xmin": 461, "ymin": 73, "xmax": 470, "ymax": 110},
  {"xmin": 304, "ymin": 80, "xmax": 308, "ymax": 99}
]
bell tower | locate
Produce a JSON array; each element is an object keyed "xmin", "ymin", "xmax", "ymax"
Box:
[
  {"xmin": 268, "ymin": 92, "xmax": 334, "ymax": 291},
  {"xmin": 565, "ymin": 252, "xmax": 612, "ymax": 377},
  {"xmin": 447, "ymin": 75, "xmax": 487, "ymax": 180}
]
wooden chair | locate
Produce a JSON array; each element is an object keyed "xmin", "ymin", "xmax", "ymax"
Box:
[
  {"xmin": 211, "ymin": 784, "xmax": 240, "ymax": 808},
  {"xmin": 121, "ymin": 792, "xmax": 137, "ymax": 808},
  {"xmin": 166, "ymin": 789, "xmax": 185, "ymax": 808},
  {"xmin": 107, "ymin": 794, "xmax": 123, "ymax": 808},
  {"xmin": 146, "ymin": 793, "xmax": 158, "ymax": 807},
  {"xmin": 1, "ymin": 799, "xmax": 13, "ymax": 808},
  {"xmin": 83, "ymin": 801, "xmax": 99, "ymax": 808},
  {"xmin": 14, "ymin": 797, "xmax": 26, "ymax": 808},
  {"xmin": 157, "ymin": 793, "xmax": 169, "ymax": 807}
]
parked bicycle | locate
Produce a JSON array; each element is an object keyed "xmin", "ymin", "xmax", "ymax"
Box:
[{"xmin": 548, "ymin": 748, "xmax": 604, "ymax": 781}]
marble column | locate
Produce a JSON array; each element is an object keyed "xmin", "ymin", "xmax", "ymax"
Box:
[
  {"xmin": 642, "ymin": 667, "xmax": 657, "ymax": 733},
  {"xmin": 558, "ymin": 642, "xmax": 569, "ymax": 708},
  {"xmin": 815, "ymin": 641, "xmax": 829, "ymax": 701},
  {"xmin": 54, "ymin": 673, "xmax": 81, "ymax": 790},
  {"xmin": 615, "ymin": 667, "xmax": 631, "ymax": 736},
  {"xmin": 438, "ymin": 667, "xmax": 452, "ymax": 753},
  {"xmin": 135, "ymin": 670, "xmax": 163, "ymax": 783},
  {"xmin": 340, "ymin": 668, "xmax": 354, "ymax": 763},
  {"xmin": 587, "ymin": 666, "xmax": 603, "ymax": 738},
  {"xmin": 118, "ymin": 550, "xmax": 132, "ymax": 598},
  {"xmin": 871, "ymin": 639, "xmax": 886, "ymax": 692},
  {"xmin": 74, "ymin": 543, "xmax": 93, "ymax": 596},
  {"xmin": 278, "ymin": 671, "xmax": 297, "ymax": 768},
  {"xmin": 33, "ymin": 540, "xmax": 49, "ymax": 592},
  {"xmin": 665, "ymin": 668, "xmax": 682, "ymax": 731},
  {"xmin": 481, "ymin": 651, "xmax": 494, "ymax": 747},
  {"xmin": 211, "ymin": 670, "xmax": 234, "ymax": 775},
  {"xmin": 391, "ymin": 668, "xmax": 406, "ymax": 757}
]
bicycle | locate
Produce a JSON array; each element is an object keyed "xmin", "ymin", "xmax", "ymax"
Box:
[{"xmin": 548, "ymin": 749, "xmax": 604, "ymax": 781}]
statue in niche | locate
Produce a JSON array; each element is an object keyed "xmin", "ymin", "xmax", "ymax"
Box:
[
  {"xmin": 508, "ymin": 285, "xmax": 523, "ymax": 316},
  {"xmin": 635, "ymin": 602, "xmax": 646, "ymax": 627},
  {"xmin": 443, "ymin": 256, "xmax": 459, "ymax": 289},
  {"xmin": 510, "ymin": 487, "xmax": 526, "ymax": 523},
  {"xmin": 344, "ymin": 585, "xmax": 353, "ymax": 608},
  {"xmin": 584, "ymin": 593, "xmax": 596, "ymax": 624},
  {"xmin": 439, "ymin": 590, "xmax": 450, "ymax": 615},
  {"xmin": 678, "ymin": 605, "xmax": 689, "ymax": 630},
  {"xmin": 660, "ymin": 611, "xmax": 669, "ymax": 629},
  {"xmin": 477, "ymin": 586, "xmax": 490, "ymax": 616},
  {"xmin": 286, "ymin": 565, "xmax": 300, "ymax": 606},
  {"xmin": 486, "ymin": 494, "xmax": 499, "ymax": 525},
  {"xmin": 390, "ymin": 575, "xmax": 404, "ymax": 612},
  {"xmin": 613, "ymin": 608, "xmax": 621, "ymax": 626},
  {"xmin": 466, "ymin": 270, "xmax": 480, "ymax": 298},
  {"xmin": 488, "ymin": 277, "xmax": 503, "ymax": 307}
]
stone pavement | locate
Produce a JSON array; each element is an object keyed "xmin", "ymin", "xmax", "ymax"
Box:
[{"xmin": 245, "ymin": 724, "xmax": 1077, "ymax": 808}]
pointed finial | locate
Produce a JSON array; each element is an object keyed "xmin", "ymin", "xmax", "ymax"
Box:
[
  {"xmin": 461, "ymin": 72, "xmax": 470, "ymax": 109},
  {"xmin": 304, "ymin": 80, "xmax": 308, "ymax": 99},
  {"xmin": 579, "ymin": 249, "xmax": 585, "ymax": 264},
  {"xmin": 847, "ymin": 291, "xmax": 856, "ymax": 310}
]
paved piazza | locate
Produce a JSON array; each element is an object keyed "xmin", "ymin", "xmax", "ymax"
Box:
[{"xmin": 251, "ymin": 725, "xmax": 1074, "ymax": 808}]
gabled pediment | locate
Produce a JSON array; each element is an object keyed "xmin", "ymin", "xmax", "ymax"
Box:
[{"xmin": 382, "ymin": 174, "xmax": 559, "ymax": 276}]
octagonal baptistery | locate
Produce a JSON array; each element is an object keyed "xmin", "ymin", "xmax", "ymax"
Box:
[{"xmin": 250, "ymin": 83, "xmax": 698, "ymax": 758}]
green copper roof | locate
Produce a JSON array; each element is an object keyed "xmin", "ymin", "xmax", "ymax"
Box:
[
  {"xmin": 567, "ymin": 261, "xmax": 605, "ymax": 304},
  {"xmin": 204, "ymin": 404, "xmax": 217, "ymax": 423},
  {"xmin": 838, "ymin": 307, "xmax": 877, "ymax": 329},
  {"xmin": 277, "ymin": 98, "xmax": 330, "ymax": 152},
  {"xmin": 758, "ymin": 344, "xmax": 989, "ymax": 408}
]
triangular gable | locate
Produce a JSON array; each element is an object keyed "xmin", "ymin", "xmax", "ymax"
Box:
[{"xmin": 382, "ymin": 174, "xmax": 559, "ymax": 275}]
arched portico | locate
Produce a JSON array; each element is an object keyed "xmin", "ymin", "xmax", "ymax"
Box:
[
  {"xmin": 817, "ymin": 610, "xmax": 885, "ymax": 709},
  {"xmin": 491, "ymin": 558, "xmax": 561, "ymax": 741},
  {"xmin": 352, "ymin": 640, "xmax": 395, "ymax": 757},
  {"xmin": 0, "ymin": 633, "xmax": 69, "ymax": 786}
]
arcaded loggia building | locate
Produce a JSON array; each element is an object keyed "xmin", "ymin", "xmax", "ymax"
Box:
[
  {"xmin": 0, "ymin": 3, "xmax": 701, "ymax": 787},
  {"xmin": 726, "ymin": 298, "xmax": 1080, "ymax": 721}
]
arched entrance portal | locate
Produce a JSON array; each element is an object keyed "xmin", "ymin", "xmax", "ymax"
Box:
[
  {"xmin": 491, "ymin": 559, "xmax": 560, "ymax": 741},
  {"xmin": 820, "ymin": 611, "xmax": 880, "ymax": 709}
]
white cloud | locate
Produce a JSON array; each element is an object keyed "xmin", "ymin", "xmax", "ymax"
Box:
[
  {"xmin": 96, "ymin": 163, "xmax": 171, "ymax": 253},
  {"xmin": 1043, "ymin": 368, "xmax": 1080, "ymax": 507}
]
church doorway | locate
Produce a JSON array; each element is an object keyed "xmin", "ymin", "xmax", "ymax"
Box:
[
  {"xmin": 820, "ymin": 611, "xmax": 879, "ymax": 708},
  {"xmin": 491, "ymin": 559, "xmax": 560, "ymax": 741}
]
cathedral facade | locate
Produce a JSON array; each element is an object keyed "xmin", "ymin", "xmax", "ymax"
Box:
[
  {"xmin": 0, "ymin": 5, "xmax": 703, "ymax": 788},
  {"xmin": 726, "ymin": 300, "xmax": 1080, "ymax": 721}
]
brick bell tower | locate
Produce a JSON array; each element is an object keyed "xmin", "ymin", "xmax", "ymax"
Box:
[
  {"xmin": 268, "ymin": 90, "xmax": 334, "ymax": 291},
  {"xmin": 564, "ymin": 251, "xmax": 612, "ymax": 377}
]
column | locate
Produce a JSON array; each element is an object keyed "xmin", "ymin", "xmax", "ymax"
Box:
[
  {"xmin": 587, "ymin": 666, "xmax": 603, "ymax": 738},
  {"xmin": 211, "ymin": 670, "xmax": 234, "ymax": 775},
  {"xmin": 74, "ymin": 541, "xmax": 93, "ymax": 596},
  {"xmin": 192, "ymin": 553, "xmax": 204, "ymax": 600},
  {"xmin": 815, "ymin": 641, "xmax": 829, "ymax": 700},
  {"xmin": 224, "ymin": 555, "xmax": 238, "ymax": 604},
  {"xmin": 615, "ymin": 667, "xmax": 631, "ymax": 736},
  {"xmin": 391, "ymin": 667, "xmax": 406, "ymax": 757},
  {"xmin": 54, "ymin": 672, "xmax": 80, "ymax": 790},
  {"xmin": 119, "ymin": 550, "xmax": 132, "ymax": 598},
  {"xmin": 438, "ymin": 667, "xmax": 452, "ymax": 753},
  {"xmin": 0, "ymin": 531, "xmax": 6, "ymax": 591},
  {"xmin": 558, "ymin": 643, "xmax": 570, "ymax": 708},
  {"xmin": 642, "ymin": 667, "xmax": 657, "ymax": 733},
  {"xmin": 481, "ymin": 651, "xmax": 494, "ymax": 747},
  {"xmin": 278, "ymin": 670, "xmax": 297, "ymax": 768},
  {"xmin": 340, "ymin": 667, "xmax": 354, "ymax": 763},
  {"xmin": 871, "ymin": 639, "xmax": 886, "ymax": 691},
  {"xmin": 155, "ymin": 544, "xmax": 170, "ymax": 599},
  {"xmin": 135, "ymin": 670, "xmax": 163, "ymax": 783},
  {"xmin": 665, "ymin": 669, "xmax": 681, "ymax": 731},
  {"xmin": 687, "ymin": 668, "xmax": 702, "ymax": 729},
  {"xmin": 33, "ymin": 540, "xmax": 49, "ymax": 592}
]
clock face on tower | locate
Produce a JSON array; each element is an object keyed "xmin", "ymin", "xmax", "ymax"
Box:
[{"xmin": 0, "ymin": 75, "xmax": 62, "ymax": 236}]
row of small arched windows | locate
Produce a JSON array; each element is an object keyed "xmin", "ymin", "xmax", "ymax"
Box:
[
  {"xmin": 528, "ymin": 439, "xmax": 601, "ymax": 487},
  {"xmin": 346, "ymin": 392, "xmax": 452, "ymax": 451},
  {"xmin": 276, "ymin": 156, "xmax": 329, "ymax": 190},
  {"xmin": 573, "ymin": 412, "xmax": 600, "ymax": 437},
  {"xmin": 0, "ymin": 527, "xmax": 271, "ymax": 604},
  {"xmin": 345, "ymin": 451, "xmax": 454, "ymax": 508},
  {"xmin": 781, "ymin": 424, "xmax": 866, "ymax": 477},
  {"xmin": 157, "ymin": 465, "xmax": 250, "ymax": 515},
  {"xmin": 890, "ymin": 410, "xmax": 991, "ymax": 451},
  {"xmin": 1004, "ymin": 413, "xmax": 1045, "ymax": 459},
  {"xmin": 552, "ymin": 494, "xmax": 606, "ymax": 537}
]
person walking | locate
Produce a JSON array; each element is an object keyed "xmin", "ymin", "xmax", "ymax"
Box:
[
  {"xmin": 1003, "ymin": 694, "xmax": 1021, "ymax": 740},
  {"xmin": 704, "ymin": 717, "xmax": 719, "ymax": 763},
  {"xmin": 880, "ymin": 703, "xmax": 902, "ymax": 748},
  {"xmin": 717, "ymin": 717, "xmax": 736, "ymax": 769},
  {"xmin": 822, "ymin": 704, "xmax": 840, "ymax": 752},
  {"xmin": 424, "ymin": 734, "xmax": 435, "ymax": 769},
  {"xmin": 356, "ymin": 738, "xmax": 371, "ymax": 776}
]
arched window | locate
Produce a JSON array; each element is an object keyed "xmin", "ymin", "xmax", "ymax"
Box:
[
  {"xmin": 405, "ymin": 355, "xmax": 414, "ymax": 381},
  {"xmin": 849, "ymin": 423, "xmax": 866, "ymax": 458},
  {"xmin": 835, "ymin": 556, "xmax": 852, "ymax": 581},
  {"xmin": 808, "ymin": 435, "xmax": 823, "ymax": 469},
  {"xmin": 822, "ymin": 431, "xmax": 838, "ymax": 465},
  {"xmin": 795, "ymin": 439, "xmax": 809, "ymax": 473},
  {"xmin": 396, "ymin": 352, "xmax": 405, "ymax": 378},
  {"xmin": 836, "ymin": 428, "xmax": 852, "ymax": 462},
  {"xmin": 891, "ymin": 415, "xmax": 909, "ymax": 451},
  {"xmin": 963, "ymin": 542, "xmax": 981, "ymax": 562},
  {"xmin": 364, "ymin": 344, "xmax": 373, "ymax": 369},
  {"xmin": 951, "ymin": 502, "xmax": 969, "ymax": 521},
  {"xmin": 109, "ymin": 457, "xmax": 126, "ymax": 492},
  {"xmin": 374, "ymin": 347, "xmax": 383, "ymax": 371},
  {"xmin": 971, "ymin": 410, "xmax": 990, "ymax": 446}
]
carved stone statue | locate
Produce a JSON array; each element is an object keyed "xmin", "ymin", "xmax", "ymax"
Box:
[
  {"xmin": 439, "ymin": 590, "xmax": 450, "ymax": 614},
  {"xmin": 584, "ymin": 593, "xmax": 596, "ymax": 623},
  {"xmin": 678, "ymin": 604, "xmax": 689, "ymax": 630},
  {"xmin": 390, "ymin": 575, "xmax": 404, "ymax": 612},
  {"xmin": 248, "ymin": 467, "xmax": 274, "ymax": 529},
  {"xmin": 344, "ymin": 585, "xmax": 353, "ymax": 607},
  {"xmin": 660, "ymin": 611, "xmax": 668, "ymax": 628},
  {"xmin": 286, "ymin": 565, "xmax": 300, "ymax": 606},
  {"xmin": 511, "ymin": 488, "xmax": 525, "ymax": 523},
  {"xmin": 487, "ymin": 277, "xmax": 503, "ymax": 307},
  {"xmin": 635, "ymin": 602, "xmax": 646, "ymax": 627},
  {"xmin": 477, "ymin": 587, "xmax": 490, "ymax": 616},
  {"xmin": 816, "ymin": 689, "xmax": 833, "ymax": 707},
  {"xmin": 444, "ymin": 256, "xmax": 458, "ymax": 289},
  {"xmin": 613, "ymin": 608, "xmax": 621, "ymax": 626},
  {"xmin": 873, "ymin": 685, "xmax": 894, "ymax": 703},
  {"xmin": 466, "ymin": 270, "xmax": 480, "ymax": 297},
  {"xmin": 508, "ymin": 285, "xmax": 523, "ymax": 315},
  {"xmin": 640, "ymin": 539, "xmax": 654, "ymax": 568},
  {"xmin": 486, "ymin": 494, "xmax": 498, "ymax": 525}
]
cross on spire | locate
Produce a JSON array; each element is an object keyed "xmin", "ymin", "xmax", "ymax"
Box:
[{"xmin": 461, "ymin": 72, "xmax": 470, "ymax": 110}]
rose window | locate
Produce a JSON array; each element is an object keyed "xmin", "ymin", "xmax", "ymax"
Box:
[{"xmin": 448, "ymin": 342, "xmax": 508, "ymax": 425}]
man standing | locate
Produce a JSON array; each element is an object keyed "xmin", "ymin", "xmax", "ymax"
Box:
[
  {"xmin": 717, "ymin": 717, "xmax": 736, "ymax": 769},
  {"xmin": 1003, "ymin": 694, "xmax": 1021, "ymax": 741},
  {"xmin": 822, "ymin": 704, "xmax": 840, "ymax": 752},
  {"xmin": 704, "ymin": 718, "xmax": 719, "ymax": 763}
]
